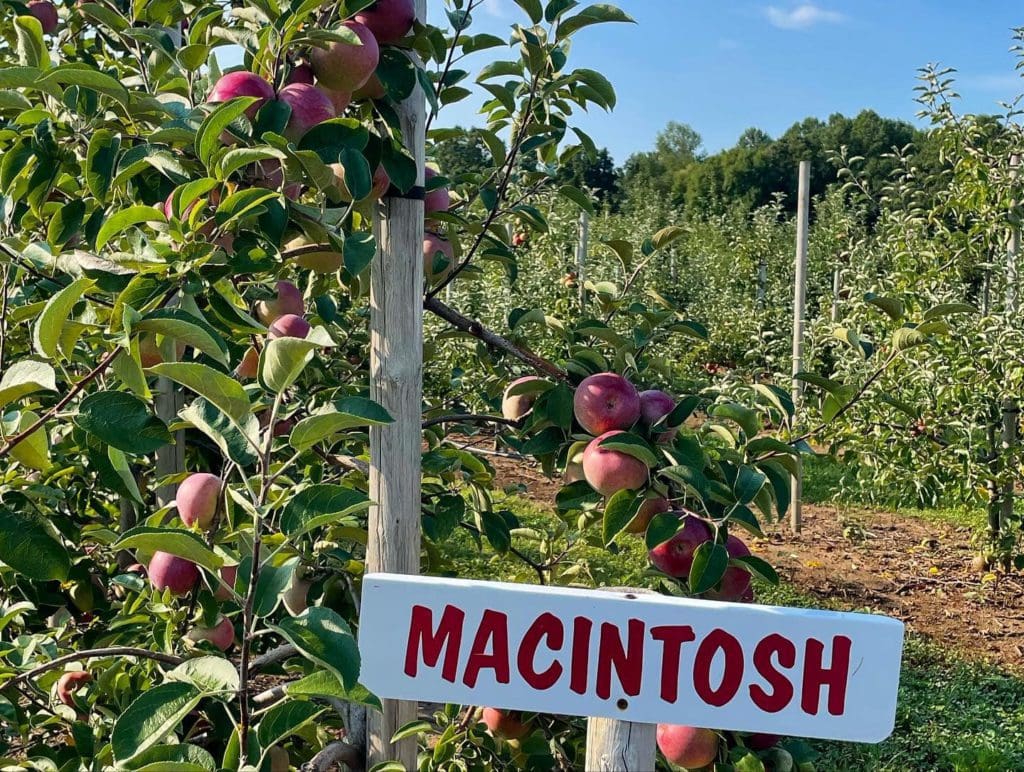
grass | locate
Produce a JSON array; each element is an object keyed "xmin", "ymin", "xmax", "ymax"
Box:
[{"xmin": 442, "ymin": 491, "xmax": 1024, "ymax": 772}]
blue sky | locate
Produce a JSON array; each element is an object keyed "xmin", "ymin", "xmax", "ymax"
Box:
[{"xmin": 428, "ymin": 1, "xmax": 1024, "ymax": 164}]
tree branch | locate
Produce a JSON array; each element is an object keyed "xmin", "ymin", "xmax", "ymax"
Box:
[
  {"xmin": 424, "ymin": 295, "xmax": 568, "ymax": 382},
  {"xmin": 8, "ymin": 647, "xmax": 183, "ymax": 687},
  {"xmin": 422, "ymin": 413, "xmax": 520, "ymax": 429},
  {"xmin": 301, "ymin": 741, "xmax": 365, "ymax": 772}
]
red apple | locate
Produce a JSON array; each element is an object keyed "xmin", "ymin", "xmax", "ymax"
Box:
[
  {"xmin": 28, "ymin": 1, "xmax": 58, "ymax": 35},
  {"xmin": 148, "ymin": 551, "xmax": 199, "ymax": 596},
  {"xmin": 639, "ymin": 389, "xmax": 677, "ymax": 442},
  {"xmin": 256, "ymin": 281, "xmax": 304, "ymax": 325},
  {"xmin": 287, "ymin": 63, "xmax": 315, "ymax": 85},
  {"xmin": 423, "ymin": 232, "xmax": 454, "ymax": 281},
  {"xmin": 138, "ymin": 334, "xmax": 185, "ymax": 368},
  {"xmin": 704, "ymin": 535, "xmax": 752, "ymax": 602},
  {"xmin": 582, "ymin": 430, "xmax": 649, "ymax": 496},
  {"xmin": 213, "ymin": 564, "xmax": 238, "ymax": 601},
  {"xmin": 236, "ymin": 346, "xmax": 260, "ymax": 380},
  {"xmin": 56, "ymin": 671, "xmax": 92, "ymax": 707},
  {"xmin": 278, "ymin": 83, "xmax": 335, "ymax": 142},
  {"xmin": 573, "ymin": 373, "xmax": 641, "ymax": 435},
  {"xmin": 746, "ymin": 732, "xmax": 779, "ymax": 751},
  {"xmin": 354, "ymin": 0, "xmax": 415, "ymax": 44},
  {"xmin": 176, "ymin": 473, "xmax": 222, "ymax": 530},
  {"xmin": 656, "ymin": 724, "xmax": 719, "ymax": 769},
  {"xmin": 311, "ymin": 20, "xmax": 379, "ymax": 92},
  {"xmin": 501, "ymin": 376, "xmax": 542, "ymax": 421},
  {"xmin": 424, "ymin": 167, "xmax": 450, "ymax": 217},
  {"xmin": 482, "ymin": 708, "xmax": 530, "ymax": 740},
  {"xmin": 186, "ymin": 615, "xmax": 234, "ymax": 651},
  {"xmin": 353, "ymin": 73, "xmax": 386, "ymax": 101},
  {"xmin": 268, "ymin": 314, "xmax": 310, "ymax": 340},
  {"xmin": 625, "ymin": 495, "xmax": 670, "ymax": 535},
  {"xmin": 320, "ymin": 86, "xmax": 352, "ymax": 115},
  {"xmin": 208, "ymin": 71, "xmax": 275, "ymax": 120},
  {"xmin": 648, "ymin": 514, "xmax": 713, "ymax": 578}
]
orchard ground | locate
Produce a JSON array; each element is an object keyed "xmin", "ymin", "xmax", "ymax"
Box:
[{"xmin": 437, "ymin": 449, "xmax": 1024, "ymax": 772}]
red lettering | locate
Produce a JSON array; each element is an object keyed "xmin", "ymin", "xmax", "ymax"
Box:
[
  {"xmin": 462, "ymin": 610, "xmax": 511, "ymax": 688},
  {"xmin": 650, "ymin": 625, "xmax": 696, "ymax": 703},
  {"xmin": 404, "ymin": 604, "xmax": 465, "ymax": 682},
  {"xmin": 570, "ymin": 616, "xmax": 593, "ymax": 695},
  {"xmin": 801, "ymin": 636, "xmax": 852, "ymax": 716},
  {"xmin": 596, "ymin": 619, "xmax": 645, "ymax": 699},
  {"xmin": 517, "ymin": 612, "xmax": 564, "ymax": 690},
  {"xmin": 693, "ymin": 628, "xmax": 744, "ymax": 707},
  {"xmin": 749, "ymin": 634, "xmax": 796, "ymax": 712}
]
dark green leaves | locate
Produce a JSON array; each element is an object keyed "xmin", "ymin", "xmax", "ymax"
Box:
[
  {"xmin": 113, "ymin": 527, "xmax": 223, "ymax": 571},
  {"xmin": 689, "ymin": 540, "xmax": 729, "ymax": 594},
  {"xmin": 280, "ymin": 485, "xmax": 371, "ymax": 536},
  {"xmin": 76, "ymin": 391, "xmax": 171, "ymax": 454},
  {"xmin": 270, "ymin": 608, "xmax": 360, "ymax": 690},
  {"xmin": 196, "ymin": 97, "xmax": 260, "ymax": 167},
  {"xmin": 111, "ymin": 682, "xmax": 203, "ymax": 762},
  {"xmin": 602, "ymin": 489, "xmax": 641, "ymax": 545},
  {"xmin": 0, "ymin": 360, "xmax": 56, "ymax": 411},
  {"xmin": 556, "ymin": 4, "xmax": 634, "ymax": 40},
  {"xmin": 0, "ymin": 504, "xmax": 70, "ymax": 581}
]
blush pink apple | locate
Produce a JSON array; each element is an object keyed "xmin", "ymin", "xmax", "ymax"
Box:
[
  {"xmin": 236, "ymin": 346, "xmax": 259, "ymax": 380},
  {"xmin": 501, "ymin": 376, "xmax": 542, "ymax": 421},
  {"xmin": 482, "ymin": 708, "xmax": 530, "ymax": 740},
  {"xmin": 424, "ymin": 167, "xmax": 451, "ymax": 217},
  {"xmin": 639, "ymin": 389, "xmax": 677, "ymax": 442},
  {"xmin": 423, "ymin": 232, "xmax": 454, "ymax": 280},
  {"xmin": 656, "ymin": 724, "xmax": 719, "ymax": 769},
  {"xmin": 56, "ymin": 671, "xmax": 91, "ymax": 707},
  {"xmin": 311, "ymin": 20, "xmax": 379, "ymax": 92},
  {"xmin": 287, "ymin": 63, "xmax": 315, "ymax": 85},
  {"xmin": 648, "ymin": 514, "xmax": 713, "ymax": 577},
  {"xmin": 278, "ymin": 83, "xmax": 335, "ymax": 142},
  {"xmin": 573, "ymin": 372, "xmax": 641, "ymax": 435},
  {"xmin": 186, "ymin": 615, "xmax": 234, "ymax": 651},
  {"xmin": 268, "ymin": 314, "xmax": 311, "ymax": 339},
  {"xmin": 624, "ymin": 495, "xmax": 670, "ymax": 535},
  {"xmin": 148, "ymin": 551, "xmax": 199, "ymax": 596},
  {"xmin": 354, "ymin": 0, "xmax": 415, "ymax": 44},
  {"xmin": 256, "ymin": 281, "xmax": 304, "ymax": 325},
  {"xmin": 213, "ymin": 564, "xmax": 238, "ymax": 601},
  {"xmin": 176, "ymin": 473, "xmax": 222, "ymax": 530},
  {"xmin": 582, "ymin": 430, "xmax": 649, "ymax": 496},
  {"xmin": 208, "ymin": 71, "xmax": 275, "ymax": 119},
  {"xmin": 353, "ymin": 73, "xmax": 386, "ymax": 101},
  {"xmin": 320, "ymin": 86, "xmax": 352, "ymax": 115}
]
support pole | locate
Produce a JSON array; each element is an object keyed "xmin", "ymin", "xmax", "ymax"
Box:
[
  {"xmin": 789, "ymin": 160, "xmax": 810, "ymax": 534},
  {"xmin": 583, "ymin": 588, "xmax": 656, "ymax": 771},
  {"xmin": 366, "ymin": 3, "xmax": 426, "ymax": 767},
  {"xmin": 831, "ymin": 266, "xmax": 841, "ymax": 323},
  {"xmin": 1001, "ymin": 154, "xmax": 1020, "ymax": 533},
  {"xmin": 577, "ymin": 210, "xmax": 588, "ymax": 307}
]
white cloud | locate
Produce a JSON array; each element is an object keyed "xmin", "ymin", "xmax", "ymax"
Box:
[{"xmin": 765, "ymin": 4, "xmax": 847, "ymax": 30}]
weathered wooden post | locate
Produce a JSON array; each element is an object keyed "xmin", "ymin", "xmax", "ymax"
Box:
[
  {"xmin": 365, "ymin": 0, "xmax": 426, "ymax": 766},
  {"xmin": 577, "ymin": 209, "xmax": 588, "ymax": 307},
  {"xmin": 789, "ymin": 160, "xmax": 810, "ymax": 534},
  {"xmin": 831, "ymin": 266, "xmax": 841, "ymax": 323},
  {"xmin": 1001, "ymin": 154, "xmax": 1020, "ymax": 532}
]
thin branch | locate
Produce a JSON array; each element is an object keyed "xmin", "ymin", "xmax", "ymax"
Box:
[
  {"xmin": 0, "ymin": 347, "xmax": 122, "ymax": 459},
  {"xmin": 250, "ymin": 643, "xmax": 298, "ymax": 672},
  {"xmin": 301, "ymin": 741, "xmax": 365, "ymax": 772},
  {"xmin": 422, "ymin": 413, "xmax": 520, "ymax": 429},
  {"xmin": 8, "ymin": 647, "xmax": 183, "ymax": 687},
  {"xmin": 424, "ymin": 295, "xmax": 568, "ymax": 382}
]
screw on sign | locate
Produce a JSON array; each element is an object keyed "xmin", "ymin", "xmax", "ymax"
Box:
[{"xmin": 359, "ymin": 574, "xmax": 904, "ymax": 747}]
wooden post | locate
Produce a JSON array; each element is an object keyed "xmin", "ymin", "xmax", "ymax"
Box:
[
  {"xmin": 577, "ymin": 210, "xmax": 588, "ymax": 307},
  {"xmin": 365, "ymin": 1, "xmax": 426, "ymax": 767},
  {"xmin": 584, "ymin": 588, "xmax": 656, "ymax": 771},
  {"xmin": 1001, "ymin": 154, "xmax": 1020, "ymax": 532},
  {"xmin": 789, "ymin": 160, "xmax": 810, "ymax": 534},
  {"xmin": 831, "ymin": 267, "xmax": 841, "ymax": 323}
]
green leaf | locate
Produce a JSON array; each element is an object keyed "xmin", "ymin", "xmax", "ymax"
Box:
[
  {"xmin": 689, "ymin": 541, "xmax": 729, "ymax": 594},
  {"xmin": 127, "ymin": 744, "xmax": 216, "ymax": 771},
  {"xmin": 922, "ymin": 302, "xmax": 976, "ymax": 321},
  {"xmin": 558, "ymin": 185, "xmax": 594, "ymax": 214},
  {"xmin": 75, "ymin": 390, "xmax": 172, "ymax": 454},
  {"xmin": 286, "ymin": 670, "xmax": 381, "ymax": 709},
  {"xmin": 514, "ymin": 0, "xmax": 543, "ymax": 23},
  {"xmin": 651, "ymin": 225, "xmax": 685, "ymax": 251},
  {"xmin": 644, "ymin": 511, "xmax": 682, "ymax": 550},
  {"xmin": 37, "ymin": 64, "xmax": 131, "ymax": 105},
  {"xmin": 280, "ymin": 485, "xmax": 371, "ymax": 537},
  {"xmin": 289, "ymin": 398, "xmax": 392, "ymax": 450},
  {"xmin": 32, "ymin": 277, "xmax": 93, "ymax": 359},
  {"xmin": 892, "ymin": 326, "xmax": 928, "ymax": 352},
  {"xmin": 0, "ymin": 360, "xmax": 56, "ymax": 411},
  {"xmin": 179, "ymin": 398, "xmax": 259, "ymax": 467},
  {"xmin": 14, "ymin": 16, "xmax": 47, "ymax": 69},
  {"xmin": 710, "ymin": 402, "xmax": 760, "ymax": 437},
  {"xmin": 135, "ymin": 308, "xmax": 231, "ymax": 366},
  {"xmin": 213, "ymin": 187, "xmax": 279, "ymax": 227},
  {"xmin": 96, "ymin": 205, "xmax": 166, "ymax": 251},
  {"xmin": 85, "ymin": 130, "xmax": 120, "ymax": 201},
  {"xmin": 391, "ymin": 720, "xmax": 433, "ymax": 743},
  {"xmin": 108, "ymin": 446, "xmax": 143, "ymax": 504},
  {"xmin": 4, "ymin": 410, "xmax": 49, "ymax": 470},
  {"xmin": 0, "ymin": 504, "xmax": 70, "ymax": 581},
  {"xmin": 166, "ymin": 656, "xmax": 239, "ymax": 694},
  {"xmin": 148, "ymin": 363, "xmax": 250, "ymax": 424},
  {"xmin": 256, "ymin": 701, "xmax": 324, "ymax": 753},
  {"xmin": 259, "ymin": 336, "xmax": 318, "ymax": 393},
  {"xmin": 602, "ymin": 489, "xmax": 642, "ymax": 545},
  {"xmin": 733, "ymin": 466, "xmax": 767, "ymax": 504},
  {"xmin": 111, "ymin": 682, "xmax": 202, "ymax": 762},
  {"xmin": 196, "ymin": 97, "xmax": 260, "ymax": 168},
  {"xmin": 864, "ymin": 292, "xmax": 904, "ymax": 321},
  {"xmin": 557, "ymin": 3, "xmax": 634, "ymax": 39},
  {"xmin": 253, "ymin": 557, "xmax": 297, "ymax": 618},
  {"xmin": 270, "ymin": 607, "xmax": 360, "ymax": 690},
  {"xmin": 597, "ymin": 432, "xmax": 658, "ymax": 466},
  {"xmin": 113, "ymin": 527, "xmax": 223, "ymax": 571},
  {"xmin": 733, "ymin": 554, "xmax": 779, "ymax": 586}
]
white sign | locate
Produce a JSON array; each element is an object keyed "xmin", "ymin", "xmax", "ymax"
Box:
[{"xmin": 359, "ymin": 574, "xmax": 904, "ymax": 743}]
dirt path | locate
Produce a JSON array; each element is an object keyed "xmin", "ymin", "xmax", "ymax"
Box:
[{"xmin": 486, "ymin": 452, "xmax": 1024, "ymax": 672}]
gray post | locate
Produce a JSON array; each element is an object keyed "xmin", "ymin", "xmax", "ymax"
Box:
[{"xmin": 790, "ymin": 160, "xmax": 810, "ymax": 534}]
